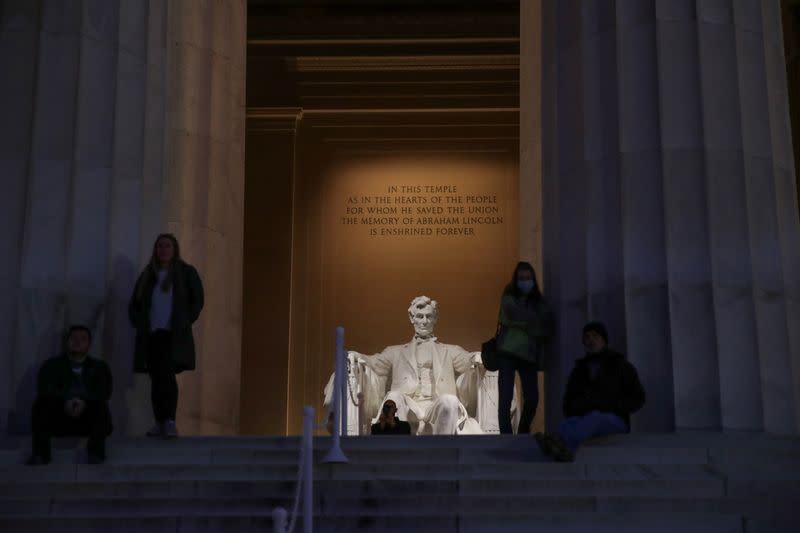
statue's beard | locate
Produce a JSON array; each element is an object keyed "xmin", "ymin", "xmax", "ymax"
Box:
[{"xmin": 414, "ymin": 326, "xmax": 435, "ymax": 339}]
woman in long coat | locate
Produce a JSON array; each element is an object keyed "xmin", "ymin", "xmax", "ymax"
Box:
[
  {"xmin": 495, "ymin": 261, "xmax": 554, "ymax": 434},
  {"xmin": 129, "ymin": 233, "xmax": 204, "ymax": 438}
]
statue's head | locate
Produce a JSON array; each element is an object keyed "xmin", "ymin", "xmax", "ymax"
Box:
[{"xmin": 408, "ymin": 295, "xmax": 438, "ymax": 338}]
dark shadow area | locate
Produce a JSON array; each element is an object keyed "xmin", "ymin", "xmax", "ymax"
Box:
[{"xmin": 102, "ymin": 256, "xmax": 138, "ymax": 437}]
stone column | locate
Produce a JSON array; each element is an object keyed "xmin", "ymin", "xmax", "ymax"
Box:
[
  {"xmin": 163, "ymin": 0, "xmax": 246, "ymax": 436},
  {"xmin": 0, "ymin": 0, "xmax": 246, "ymax": 436},
  {"xmin": 520, "ymin": 0, "xmax": 546, "ymax": 433},
  {"xmin": 240, "ymin": 108, "xmax": 302, "ymax": 435},
  {"xmin": 0, "ymin": 0, "xmax": 42, "ymax": 433},
  {"xmin": 540, "ymin": 0, "xmax": 800, "ymax": 433}
]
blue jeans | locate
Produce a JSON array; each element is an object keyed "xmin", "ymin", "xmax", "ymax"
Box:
[{"xmin": 559, "ymin": 411, "xmax": 628, "ymax": 452}]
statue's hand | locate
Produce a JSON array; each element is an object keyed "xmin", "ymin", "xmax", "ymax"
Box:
[
  {"xmin": 471, "ymin": 352, "xmax": 483, "ymax": 367},
  {"xmin": 348, "ymin": 351, "xmax": 368, "ymax": 367}
]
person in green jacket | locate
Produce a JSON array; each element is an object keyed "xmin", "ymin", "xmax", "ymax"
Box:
[
  {"xmin": 129, "ymin": 233, "xmax": 204, "ymax": 439},
  {"xmin": 496, "ymin": 261, "xmax": 554, "ymax": 434},
  {"xmin": 27, "ymin": 325, "xmax": 113, "ymax": 465}
]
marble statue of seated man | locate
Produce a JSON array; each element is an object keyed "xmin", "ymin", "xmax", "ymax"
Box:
[{"xmin": 347, "ymin": 296, "xmax": 483, "ymax": 435}]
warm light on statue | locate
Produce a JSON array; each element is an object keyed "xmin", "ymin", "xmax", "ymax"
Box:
[{"xmin": 324, "ymin": 296, "xmax": 520, "ymax": 435}]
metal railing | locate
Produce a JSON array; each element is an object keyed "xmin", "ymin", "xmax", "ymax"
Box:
[
  {"xmin": 272, "ymin": 406, "xmax": 314, "ymax": 533},
  {"xmin": 272, "ymin": 326, "xmax": 350, "ymax": 533}
]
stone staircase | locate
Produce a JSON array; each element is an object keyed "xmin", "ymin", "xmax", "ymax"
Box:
[{"xmin": 0, "ymin": 432, "xmax": 798, "ymax": 532}]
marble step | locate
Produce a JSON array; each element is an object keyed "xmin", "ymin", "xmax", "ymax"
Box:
[
  {"xmin": 0, "ymin": 511, "xmax": 789, "ymax": 533},
  {"xmin": 2, "ymin": 432, "xmax": 798, "ymax": 452},
  {"xmin": 0, "ymin": 477, "xmax": 749, "ymax": 499},
  {"xmin": 0, "ymin": 493, "xmax": 797, "ymax": 518},
  {"xmin": 3, "ymin": 459, "xmax": 798, "ymax": 483},
  {"xmin": 0, "ymin": 461, "xmax": 740, "ymax": 482},
  {"xmin": 3, "ymin": 450, "xmax": 798, "ymax": 480},
  {"xmin": 0, "ymin": 433, "xmax": 796, "ymax": 533},
  {"xmin": 0, "ymin": 446, "xmax": 734, "ymax": 465},
  {"xmin": 3, "ymin": 433, "xmax": 798, "ymax": 467}
]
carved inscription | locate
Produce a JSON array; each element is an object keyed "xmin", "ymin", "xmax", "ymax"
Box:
[{"xmin": 340, "ymin": 185, "xmax": 504, "ymax": 237}]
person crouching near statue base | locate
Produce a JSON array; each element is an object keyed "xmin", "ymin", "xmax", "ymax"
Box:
[
  {"xmin": 27, "ymin": 325, "xmax": 113, "ymax": 465},
  {"xmin": 371, "ymin": 399, "xmax": 412, "ymax": 435},
  {"xmin": 129, "ymin": 233, "xmax": 204, "ymax": 439},
  {"xmin": 536, "ymin": 322, "xmax": 646, "ymax": 462}
]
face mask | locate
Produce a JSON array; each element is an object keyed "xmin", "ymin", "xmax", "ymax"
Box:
[{"xmin": 517, "ymin": 280, "xmax": 534, "ymax": 294}]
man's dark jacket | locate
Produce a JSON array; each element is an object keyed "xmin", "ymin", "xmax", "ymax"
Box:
[
  {"xmin": 37, "ymin": 354, "xmax": 113, "ymax": 404},
  {"xmin": 371, "ymin": 418, "xmax": 412, "ymax": 435},
  {"xmin": 562, "ymin": 349, "xmax": 646, "ymax": 427},
  {"xmin": 128, "ymin": 261, "xmax": 204, "ymax": 373}
]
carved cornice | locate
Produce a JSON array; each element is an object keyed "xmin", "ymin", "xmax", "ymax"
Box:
[
  {"xmin": 249, "ymin": 37, "xmax": 519, "ymax": 46},
  {"xmin": 302, "ymin": 106, "xmax": 518, "ymax": 115},
  {"xmin": 289, "ymin": 55, "xmax": 519, "ymax": 72},
  {"xmin": 246, "ymin": 107, "xmax": 304, "ymax": 132}
]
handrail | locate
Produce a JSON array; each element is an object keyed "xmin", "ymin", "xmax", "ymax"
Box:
[
  {"xmin": 272, "ymin": 406, "xmax": 315, "ymax": 533},
  {"xmin": 274, "ymin": 326, "xmax": 350, "ymax": 532}
]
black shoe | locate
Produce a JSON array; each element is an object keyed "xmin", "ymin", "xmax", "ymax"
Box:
[
  {"xmin": 87, "ymin": 453, "xmax": 105, "ymax": 465},
  {"xmin": 535, "ymin": 432, "xmax": 575, "ymax": 462},
  {"xmin": 25, "ymin": 455, "xmax": 50, "ymax": 466},
  {"xmin": 548, "ymin": 432, "xmax": 575, "ymax": 463},
  {"xmin": 534, "ymin": 432, "xmax": 553, "ymax": 457}
]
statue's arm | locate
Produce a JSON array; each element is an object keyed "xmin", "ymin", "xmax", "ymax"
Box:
[
  {"xmin": 322, "ymin": 372, "xmax": 336, "ymax": 408},
  {"xmin": 454, "ymin": 347, "xmax": 481, "ymax": 416},
  {"xmin": 452, "ymin": 346, "xmax": 479, "ymax": 376},
  {"xmin": 322, "ymin": 351, "xmax": 367, "ymax": 408},
  {"xmin": 358, "ymin": 348, "xmax": 393, "ymax": 377}
]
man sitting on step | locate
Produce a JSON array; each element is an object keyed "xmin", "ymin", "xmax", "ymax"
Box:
[
  {"xmin": 26, "ymin": 325, "xmax": 113, "ymax": 465},
  {"xmin": 536, "ymin": 321, "xmax": 645, "ymax": 462}
]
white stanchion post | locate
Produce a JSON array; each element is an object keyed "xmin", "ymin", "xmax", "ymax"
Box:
[
  {"xmin": 272, "ymin": 507, "xmax": 288, "ymax": 533},
  {"xmin": 340, "ymin": 353, "xmax": 348, "ymax": 436},
  {"xmin": 303, "ymin": 406, "xmax": 314, "ymax": 533},
  {"xmin": 322, "ymin": 326, "xmax": 349, "ymax": 464}
]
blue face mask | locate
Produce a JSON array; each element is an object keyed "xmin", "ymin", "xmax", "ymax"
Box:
[{"xmin": 517, "ymin": 280, "xmax": 534, "ymax": 294}]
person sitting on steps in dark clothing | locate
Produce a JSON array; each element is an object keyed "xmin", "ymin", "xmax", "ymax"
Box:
[
  {"xmin": 536, "ymin": 321, "xmax": 645, "ymax": 462},
  {"xmin": 26, "ymin": 325, "xmax": 113, "ymax": 465},
  {"xmin": 371, "ymin": 399, "xmax": 412, "ymax": 435}
]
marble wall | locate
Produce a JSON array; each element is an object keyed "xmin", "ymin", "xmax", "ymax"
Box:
[
  {"xmin": 539, "ymin": 0, "xmax": 800, "ymax": 434},
  {"xmin": 0, "ymin": 0, "xmax": 246, "ymax": 436}
]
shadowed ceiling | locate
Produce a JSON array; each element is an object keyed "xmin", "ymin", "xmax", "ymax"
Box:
[{"xmin": 247, "ymin": 0, "xmax": 520, "ymax": 154}]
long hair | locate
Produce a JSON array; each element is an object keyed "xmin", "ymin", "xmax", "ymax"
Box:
[
  {"xmin": 503, "ymin": 261, "xmax": 542, "ymax": 302},
  {"xmin": 136, "ymin": 233, "xmax": 182, "ymax": 298}
]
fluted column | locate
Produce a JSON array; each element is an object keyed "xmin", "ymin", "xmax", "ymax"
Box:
[
  {"xmin": 164, "ymin": 0, "xmax": 246, "ymax": 435},
  {"xmin": 762, "ymin": 0, "xmax": 800, "ymax": 433},
  {"xmin": 0, "ymin": 1, "xmax": 41, "ymax": 432},
  {"xmin": 540, "ymin": 0, "xmax": 800, "ymax": 433},
  {"xmin": 655, "ymin": 0, "xmax": 721, "ymax": 429}
]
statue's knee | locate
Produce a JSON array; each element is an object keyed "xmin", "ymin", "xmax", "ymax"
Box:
[
  {"xmin": 385, "ymin": 391, "xmax": 406, "ymax": 405},
  {"xmin": 438, "ymin": 394, "xmax": 461, "ymax": 412}
]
